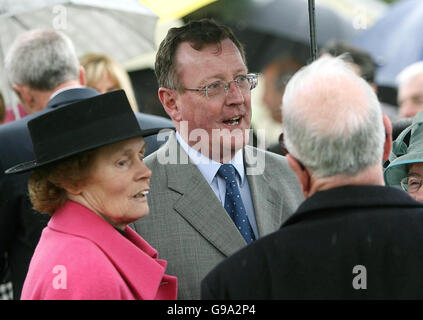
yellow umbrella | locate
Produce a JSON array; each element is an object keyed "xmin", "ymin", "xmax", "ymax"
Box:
[{"xmin": 140, "ymin": 0, "xmax": 217, "ymax": 23}]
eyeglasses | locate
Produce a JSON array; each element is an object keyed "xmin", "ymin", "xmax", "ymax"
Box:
[
  {"xmin": 400, "ymin": 175, "xmax": 423, "ymax": 193},
  {"xmin": 181, "ymin": 74, "xmax": 258, "ymax": 98}
]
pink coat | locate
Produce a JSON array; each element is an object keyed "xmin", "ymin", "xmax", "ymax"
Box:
[{"xmin": 21, "ymin": 201, "xmax": 177, "ymax": 300}]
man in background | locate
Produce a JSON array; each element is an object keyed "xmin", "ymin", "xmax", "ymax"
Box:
[
  {"xmin": 321, "ymin": 40, "xmax": 398, "ymax": 121},
  {"xmin": 396, "ymin": 61, "xmax": 423, "ymax": 119},
  {"xmin": 0, "ymin": 29, "xmax": 93, "ymax": 299}
]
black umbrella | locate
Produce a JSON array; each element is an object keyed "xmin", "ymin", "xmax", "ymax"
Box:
[
  {"xmin": 308, "ymin": 0, "xmax": 317, "ymax": 61},
  {"xmin": 185, "ymin": 0, "xmax": 358, "ymax": 71}
]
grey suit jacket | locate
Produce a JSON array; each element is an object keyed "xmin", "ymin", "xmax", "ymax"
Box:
[{"xmin": 131, "ymin": 132, "xmax": 303, "ymax": 299}]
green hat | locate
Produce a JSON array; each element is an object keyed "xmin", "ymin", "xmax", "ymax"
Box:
[{"xmin": 384, "ymin": 111, "xmax": 423, "ymax": 188}]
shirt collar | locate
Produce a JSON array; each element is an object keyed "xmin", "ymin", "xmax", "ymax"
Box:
[{"xmin": 175, "ymin": 131, "xmax": 245, "ymax": 185}]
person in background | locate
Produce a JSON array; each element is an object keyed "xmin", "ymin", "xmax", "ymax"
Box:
[
  {"xmin": 396, "ymin": 61, "xmax": 423, "ymax": 119},
  {"xmin": 79, "ymin": 53, "xmax": 139, "ymax": 111},
  {"xmin": 131, "ymin": 19, "xmax": 303, "ymax": 300},
  {"xmin": 79, "ymin": 52, "xmax": 174, "ymax": 157},
  {"xmin": 252, "ymin": 56, "xmax": 304, "ymax": 151},
  {"xmin": 202, "ymin": 56, "xmax": 423, "ymax": 299},
  {"xmin": 260, "ymin": 56, "xmax": 304, "ymax": 125},
  {"xmin": 382, "ymin": 117, "xmax": 413, "ymax": 169},
  {"xmin": 268, "ymin": 41, "xmax": 397, "ymax": 156},
  {"xmin": 6, "ymin": 90, "xmax": 177, "ymax": 300},
  {"xmin": 384, "ymin": 110, "xmax": 423, "ymax": 203},
  {"xmin": 320, "ymin": 40, "xmax": 398, "ymax": 122},
  {"xmin": 0, "ymin": 29, "xmax": 96, "ymax": 300}
]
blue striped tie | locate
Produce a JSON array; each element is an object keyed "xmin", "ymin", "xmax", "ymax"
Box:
[{"xmin": 217, "ymin": 164, "xmax": 255, "ymax": 244}]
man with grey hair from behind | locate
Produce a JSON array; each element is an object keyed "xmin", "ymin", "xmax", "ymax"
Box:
[
  {"xmin": 282, "ymin": 56, "xmax": 387, "ymax": 192},
  {"xmin": 0, "ymin": 29, "xmax": 99, "ymax": 300},
  {"xmin": 202, "ymin": 56, "xmax": 423, "ymax": 299},
  {"xmin": 5, "ymin": 29, "xmax": 86, "ymax": 114}
]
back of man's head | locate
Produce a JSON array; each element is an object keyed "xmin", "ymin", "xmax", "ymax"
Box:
[
  {"xmin": 5, "ymin": 29, "xmax": 79, "ymax": 91},
  {"xmin": 282, "ymin": 56, "xmax": 385, "ymax": 179}
]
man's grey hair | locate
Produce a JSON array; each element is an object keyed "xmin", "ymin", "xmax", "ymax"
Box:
[
  {"xmin": 282, "ymin": 56, "xmax": 385, "ymax": 178},
  {"xmin": 396, "ymin": 61, "xmax": 423, "ymax": 87},
  {"xmin": 5, "ymin": 29, "xmax": 79, "ymax": 91}
]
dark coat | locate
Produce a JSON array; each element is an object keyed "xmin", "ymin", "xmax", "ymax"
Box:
[
  {"xmin": 0, "ymin": 87, "xmax": 173, "ymax": 299},
  {"xmin": 202, "ymin": 185, "xmax": 423, "ymax": 299}
]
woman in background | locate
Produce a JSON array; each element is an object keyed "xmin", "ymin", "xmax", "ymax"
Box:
[
  {"xmin": 385, "ymin": 111, "xmax": 423, "ymax": 202},
  {"xmin": 80, "ymin": 53, "xmax": 139, "ymax": 112}
]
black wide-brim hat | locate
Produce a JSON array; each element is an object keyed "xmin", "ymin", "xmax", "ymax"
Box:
[{"xmin": 6, "ymin": 90, "xmax": 164, "ymax": 174}]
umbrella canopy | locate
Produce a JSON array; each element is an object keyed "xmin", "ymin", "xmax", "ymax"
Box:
[
  {"xmin": 0, "ymin": 0, "xmax": 158, "ymax": 64},
  {"xmin": 246, "ymin": 0, "xmax": 358, "ymax": 47},
  {"xmin": 185, "ymin": 0, "xmax": 359, "ymax": 71},
  {"xmin": 0, "ymin": 0, "xmax": 158, "ymax": 119},
  {"xmin": 123, "ymin": 1, "xmax": 219, "ymax": 71},
  {"xmin": 353, "ymin": 0, "xmax": 423, "ymax": 87},
  {"xmin": 140, "ymin": 0, "xmax": 217, "ymax": 22}
]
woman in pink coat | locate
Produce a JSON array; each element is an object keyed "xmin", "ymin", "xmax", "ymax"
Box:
[{"xmin": 5, "ymin": 90, "xmax": 177, "ymax": 300}]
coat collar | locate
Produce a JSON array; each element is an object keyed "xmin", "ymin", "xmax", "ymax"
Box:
[
  {"xmin": 46, "ymin": 87, "xmax": 99, "ymax": 109},
  {"xmin": 48, "ymin": 201, "xmax": 176, "ymax": 300},
  {"xmin": 282, "ymin": 185, "xmax": 423, "ymax": 228}
]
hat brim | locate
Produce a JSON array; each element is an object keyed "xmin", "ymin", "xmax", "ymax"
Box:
[
  {"xmin": 384, "ymin": 152, "xmax": 423, "ymax": 187},
  {"xmin": 5, "ymin": 127, "xmax": 173, "ymax": 175}
]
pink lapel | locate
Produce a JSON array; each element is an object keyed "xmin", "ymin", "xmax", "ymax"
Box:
[{"xmin": 48, "ymin": 201, "xmax": 177, "ymax": 300}]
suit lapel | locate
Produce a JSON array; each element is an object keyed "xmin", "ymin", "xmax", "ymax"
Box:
[
  {"xmin": 244, "ymin": 146, "xmax": 284, "ymax": 236},
  {"xmin": 162, "ymin": 135, "xmax": 246, "ymax": 257}
]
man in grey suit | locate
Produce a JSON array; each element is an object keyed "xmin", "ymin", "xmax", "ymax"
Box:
[{"xmin": 131, "ymin": 19, "xmax": 303, "ymax": 299}]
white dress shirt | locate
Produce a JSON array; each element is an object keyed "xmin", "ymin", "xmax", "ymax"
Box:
[{"xmin": 176, "ymin": 132, "xmax": 259, "ymax": 239}]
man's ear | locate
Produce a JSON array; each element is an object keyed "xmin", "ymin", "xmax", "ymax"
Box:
[
  {"xmin": 286, "ymin": 154, "xmax": 311, "ymax": 198},
  {"xmin": 13, "ymin": 84, "xmax": 34, "ymax": 113},
  {"xmin": 78, "ymin": 66, "xmax": 86, "ymax": 86},
  {"xmin": 62, "ymin": 181, "xmax": 83, "ymax": 196},
  {"xmin": 382, "ymin": 114, "xmax": 393, "ymax": 162},
  {"xmin": 158, "ymin": 87, "xmax": 182, "ymax": 122}
]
